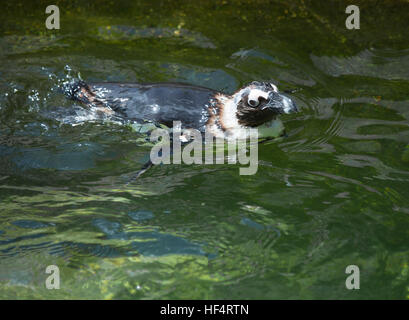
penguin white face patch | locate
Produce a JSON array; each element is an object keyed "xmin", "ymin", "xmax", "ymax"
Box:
[
  {"xmin": 247, "ymin": 89, "xmax": 269, "ymax": 107},
  {"xmin": 269, "ymin": 83, "xmax": 278, "ymax": 92}
]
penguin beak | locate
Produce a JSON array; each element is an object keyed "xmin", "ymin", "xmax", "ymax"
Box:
[{"xmin": 261, "ymin": 92, "xmax": 298, "ymax": 114}]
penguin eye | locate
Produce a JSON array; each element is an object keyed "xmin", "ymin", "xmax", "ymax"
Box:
[{"xmin": 248, "ymin": 99, "xmax": 259, "ymax": 107}]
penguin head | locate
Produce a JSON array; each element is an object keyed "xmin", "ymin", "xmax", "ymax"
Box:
[{"xmin": 233, "ymin": 81, "xmax": 298, "ymax": 127}]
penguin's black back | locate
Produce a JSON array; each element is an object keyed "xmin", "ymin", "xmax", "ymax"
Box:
[{"xmin": 68, "ymin": 81, "xmax": 215, "ymax": 130}]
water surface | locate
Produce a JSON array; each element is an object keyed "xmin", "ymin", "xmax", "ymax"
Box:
[{"xmin": 0, "ymin": 0, "xmax": 408, "ymax": 299}]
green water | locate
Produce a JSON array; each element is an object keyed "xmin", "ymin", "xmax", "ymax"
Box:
[{"xmin": 0, "ymin": 0, "xmax": 408, "ymax": 299}]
